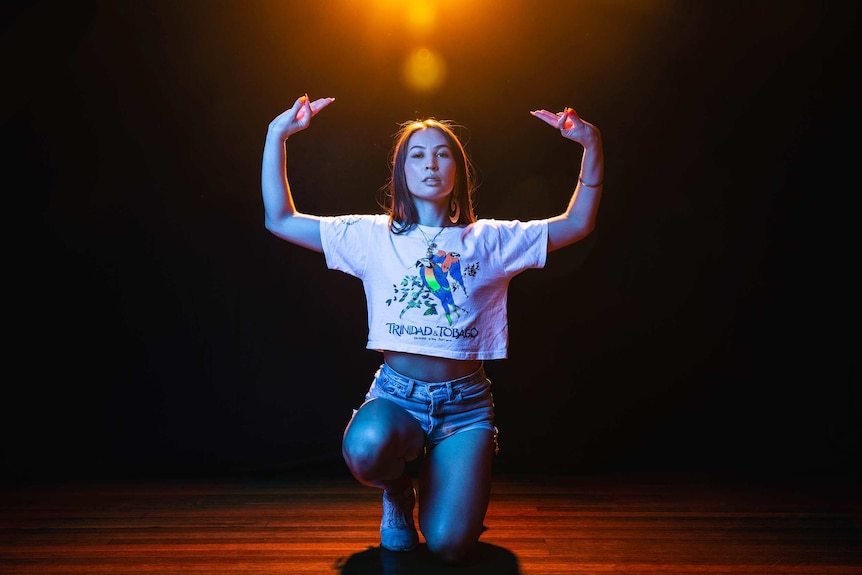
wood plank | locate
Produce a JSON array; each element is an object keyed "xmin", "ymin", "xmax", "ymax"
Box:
[{"xmin": 0, "ymin": 473, "xmax": 859, "ymax": 575}]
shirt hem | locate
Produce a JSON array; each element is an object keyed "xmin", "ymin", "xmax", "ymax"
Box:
[{"xmin": 367, "ymin": 343, "xmax": 508, "ymax": 361}]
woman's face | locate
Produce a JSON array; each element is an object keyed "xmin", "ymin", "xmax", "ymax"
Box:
[{"xmin": 403, "ymin": 128, "xmax": 456, "ymax": 204}]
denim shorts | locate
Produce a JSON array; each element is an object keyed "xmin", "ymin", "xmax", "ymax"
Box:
[{"xmin": 359, "ymin": 363, "xmax": 499, "ymax": 453}]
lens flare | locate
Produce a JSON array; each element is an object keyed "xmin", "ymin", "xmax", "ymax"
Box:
[
  {"xmin": 403, "ymin": 47, "xmax": 446, "ymax": 93},
  {"xmin": 405, "ymin": 0, "xmax": 437, "ymax": 35}
]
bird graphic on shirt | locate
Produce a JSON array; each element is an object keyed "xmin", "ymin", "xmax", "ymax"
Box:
[{"xmin": 416, "ymin": 251, "xmax": 468, "ymax": 325}]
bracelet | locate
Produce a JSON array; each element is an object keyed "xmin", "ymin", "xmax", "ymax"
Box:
[{"xmin": 579, "ymin": 177, "xmax": 603, "ymax": 188}]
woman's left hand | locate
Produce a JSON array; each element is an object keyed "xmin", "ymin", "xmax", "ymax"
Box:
[{"xmin": 531, "ymin": 107, "xmax": 599, "ymax": 147}]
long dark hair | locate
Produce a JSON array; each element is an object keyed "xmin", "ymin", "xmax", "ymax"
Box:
[{"xmin": 380, "ymin": 119, "xmax": 477, "ymax": 234}]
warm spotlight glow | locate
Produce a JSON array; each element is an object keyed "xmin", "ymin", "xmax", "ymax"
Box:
[
  {"xmin": 403, "ymin": 47, "xmax": 446, "ymax": 92},
  {"xmin": 405, "ymin": 0, "xmax": 437, "ymax": 35}
]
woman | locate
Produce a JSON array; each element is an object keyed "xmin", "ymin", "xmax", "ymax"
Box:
[{"xmin": 261, "ymin": 94, "xmax": 603, "ymax": 564}]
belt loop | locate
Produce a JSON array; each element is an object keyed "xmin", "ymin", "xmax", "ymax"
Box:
[
  {"xmin": 447, "ymin": 382, "xmax": 456, "ymax": 401},
  {"xmin": 404, "ymin": 379, "xmax": 415, "ymax": 397}
]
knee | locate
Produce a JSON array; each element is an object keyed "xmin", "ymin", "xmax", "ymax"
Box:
[
  {"xmin": 423, "ymin": 528, "xmax": 478, "ymax": 564},
  {"xmin": 342, "ymin": 425, "xmax": 391, "ymax": 480}
]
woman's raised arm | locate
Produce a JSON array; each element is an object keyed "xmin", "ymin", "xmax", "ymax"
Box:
[
  {"xmin": 261, "ymin": 94, "xmax": 335, "ymax": 252},
  {"xmin": 531, "ymin": 106, "xmax": 603, "ymax": 252}
]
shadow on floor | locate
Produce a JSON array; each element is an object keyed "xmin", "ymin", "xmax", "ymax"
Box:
[{"xmin": 336, "ymin": 542, "xmax": 522, "ymax": 574}]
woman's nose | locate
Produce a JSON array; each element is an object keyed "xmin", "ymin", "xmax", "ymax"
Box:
[{"xmin": 425, "ymin": 158, "xmax": 437, "ymax": 170}]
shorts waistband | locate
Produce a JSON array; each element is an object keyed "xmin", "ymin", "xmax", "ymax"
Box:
[{"xmin": 379, "ymin": 362, "xmax": 487, "ymax": 395}]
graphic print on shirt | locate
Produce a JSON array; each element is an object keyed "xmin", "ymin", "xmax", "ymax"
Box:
[{"xmin": 386, "ymin": 245, "xmax": 479, "ymax": 326}]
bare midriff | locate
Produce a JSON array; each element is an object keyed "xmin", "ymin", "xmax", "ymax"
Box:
[{"xmin": 383, "ymin": 350, "xmax": 483, "ymax": 383}]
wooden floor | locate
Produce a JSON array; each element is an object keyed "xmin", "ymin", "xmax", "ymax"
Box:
[{"xmin": 0, "ymin": 471, "xmax": 860, "ymax": 574}]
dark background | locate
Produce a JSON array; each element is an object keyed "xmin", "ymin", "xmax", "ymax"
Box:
[{"xmin": 2, "ymin": 0, "xmax": 858, "ymax": 481}]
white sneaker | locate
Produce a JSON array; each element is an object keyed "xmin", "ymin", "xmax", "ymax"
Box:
[{"xmin": 380, "ymin": 486, "xmax": 418, "ymax": 552}]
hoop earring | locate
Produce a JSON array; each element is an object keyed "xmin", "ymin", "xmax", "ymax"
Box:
[{"xmin": 449, "ymin": 195, "xmax": 461, "ymax": 225}]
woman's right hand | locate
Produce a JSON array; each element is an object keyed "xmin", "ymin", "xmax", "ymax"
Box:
[{"xmin": 268, "ymin": 94, "xmax": 335, "ymax": 141}]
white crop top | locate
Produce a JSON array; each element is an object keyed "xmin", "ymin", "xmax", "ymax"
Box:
[{"xmin": 320, "ymin": 214, "xmax": 548, "ymax": 360}]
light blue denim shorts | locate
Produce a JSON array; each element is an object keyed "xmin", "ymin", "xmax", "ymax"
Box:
[{"xmin": 360, "ymin": 363, "xmax": 499, "ymax": 453}]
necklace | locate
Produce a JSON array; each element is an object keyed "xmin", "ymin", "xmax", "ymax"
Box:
[{"xmin": 416, "ymin": 225, "xmax": 447, "ymax": 256}]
